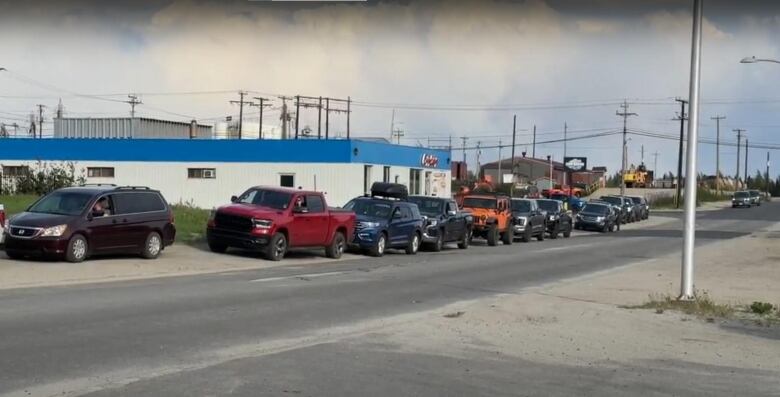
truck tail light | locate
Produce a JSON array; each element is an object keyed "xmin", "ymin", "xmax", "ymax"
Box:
[{"xmin": 0, "ymin": 205, "xmax": 5, "ymax": 228}]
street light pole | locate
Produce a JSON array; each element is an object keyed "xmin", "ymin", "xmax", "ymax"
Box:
[{"xmin": 680, "ymin": 0, "xmax": 703, "ymax": 301}]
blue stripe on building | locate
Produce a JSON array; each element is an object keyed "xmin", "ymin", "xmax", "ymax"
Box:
[{"xmin": 0, "ymin": 139, "xmax": 451, "ymax": 170}]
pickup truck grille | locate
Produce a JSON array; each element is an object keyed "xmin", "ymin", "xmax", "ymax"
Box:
[{"xmin": 215, "ymin": 213, "xmax": 253, "ymax": 232}]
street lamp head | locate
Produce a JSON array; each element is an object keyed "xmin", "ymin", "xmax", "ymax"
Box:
[
  {"xmin": 0, "ymin": 67, "xmax": 6, "ymax": 71},
  {"xmin": 740, "ymin": 56, "xmax": 757, "ymax": 63}
]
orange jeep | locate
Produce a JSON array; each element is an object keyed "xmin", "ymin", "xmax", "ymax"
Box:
[{"xmin": 461, "ymin": 193, "xmax": 513, "ymax": 246}]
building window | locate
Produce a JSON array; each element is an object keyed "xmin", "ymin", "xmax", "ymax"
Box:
[
  {"xmin": 2, "ymin": 165, "xmax": 29, "ymax": 177},
  {"xmin": 383, "ymin": 166, "xmax": 391, "ymax": 183},
  {"xmin": 409, "ymin": 169, "xmax": 421, "ymax": 195},
  {"xmin": 188, "ymin": 168, "xmax": 216, "ymax": 179},
  {"xmin": 87, "ymin": 167, "xmax": 115, "ymax": 178},
  {"xmin": 280, "ymin": 174, "xmax": 295, "ymax": 187},
  {"xmin": 364, "ymin": 165, "xmax": 373, "ymax": 193}
]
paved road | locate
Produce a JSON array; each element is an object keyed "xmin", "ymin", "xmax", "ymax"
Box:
[{"xmin": 1, "ymin": 202, "xmax": 778, "ymax": 396}]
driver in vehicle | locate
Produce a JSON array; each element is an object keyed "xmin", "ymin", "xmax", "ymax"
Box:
[{"xmin": 93, "ymin": 197, "xmax": 112, "ymax": 216}]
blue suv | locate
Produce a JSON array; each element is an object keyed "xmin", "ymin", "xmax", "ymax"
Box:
[{"xmin": 344, "ymin": 183, "xmax": 424, "ymax": 257}]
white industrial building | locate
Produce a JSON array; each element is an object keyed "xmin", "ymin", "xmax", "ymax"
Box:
[{"xmin": 0, "ymin": 139, "xmax": 451, "ymax": 208}]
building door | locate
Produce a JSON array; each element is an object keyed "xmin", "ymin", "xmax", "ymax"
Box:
[
  {"xmin": 424, "ymin": 171, "xmax": 432, "ymax": 196},
  {"xmin": 409, "ymin": 169, "xmax": 421, "ymax": 195}
]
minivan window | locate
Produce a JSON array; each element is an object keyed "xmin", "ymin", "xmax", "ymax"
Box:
[
  {"xmin": 28, "ymin": 191, "xmax": 94, "ymax": 216},
  {"xmin": 114, "ymin": 192, "xmax": 166, "ymax": 214}
]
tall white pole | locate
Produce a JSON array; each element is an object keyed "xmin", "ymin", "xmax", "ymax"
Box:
[{"xmin": 681, "ymin": 0, "xmax": 703, "ymax": 301}]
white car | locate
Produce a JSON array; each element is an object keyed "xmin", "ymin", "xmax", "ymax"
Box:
[{"xmin": 0, "ymin": 204, "xmax": 5, "ymax": 244}]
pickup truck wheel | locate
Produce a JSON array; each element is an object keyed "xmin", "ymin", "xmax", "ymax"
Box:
[
  {"xmin": 406, "ymin": 233, "xmax": 420, "ymax": 255},
  {"xmin": 208, "ymin": 242, "xmax": 228, "ymax": 253},
  {"xmin": 486, "ymin": 225, "xmax": 499, "ymax": 246},
  {"xmin": 457, "ymin": 230, "xmax": 471, "ymax": 249},
  {"xmin": 563, "ymin": 223, "xmax": 572, "ymax": 238},
  {"xmin": 549, "ymin": 222, "xmax": 560, "ymax": 239},
  {"xmin": 265, "ymin": 233, "xmax": 287, "ymax": 261},
  {"xmin": 536, "ymin": 225, "xmax": 545, "ymax": 241},
  {"xmin": 431, "ymin": 232, "xmax": 443, "ymax": 252},
  {"xmin": 521, "ymin": 226, "xmax": 531, "ymax": 243},
  {"xmin": 501, "ymin": 227, "xmax": 513, "ymax": 245},
  {"xmin": 325, "ymin": 232, "xmax": 346, "ymax": 259},
  {"xmin": 370, "ymin": 233, "xmax": 387, "ymax": 257}
]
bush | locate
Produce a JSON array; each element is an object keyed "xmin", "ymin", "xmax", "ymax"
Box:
[
  {"xmin": 750, "ymin": 301, "xmax": 774, "ymax": 315},
  {"xmin": 10, "ymin": 161, "xmax": 86, "ymax": 195}
]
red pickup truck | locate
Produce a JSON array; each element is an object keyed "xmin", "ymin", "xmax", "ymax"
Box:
[{"xmin": 206, "ymin": 187, "xmax": 356, "ymax": 261}]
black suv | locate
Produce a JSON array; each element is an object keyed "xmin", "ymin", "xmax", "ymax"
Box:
[
  {"xmin": 575, "ymin": 202, "xmax": 619, "ymax": 232},
  {"xmin": 3, "ymin": 185, "xmax": 175, "ymax": 262},
  {"xmin": 408, "ymin": 196, "xmax": 473, "ymax": 251},
  {"xmin": 536, "ymin": 199, "xmax": 573, "ymax": 239},
  {"xmin": 597, "ymin": 196, "xmax": 632, "ymax": 223}
]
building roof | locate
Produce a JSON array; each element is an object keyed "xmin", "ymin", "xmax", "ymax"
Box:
[
  {"xmin": 56, "ymin": 117, "xmax": 212, "ymax": 128},
  {"xmin": 481, "ymin": 156, "xmax": 565, "ymax": 170}
]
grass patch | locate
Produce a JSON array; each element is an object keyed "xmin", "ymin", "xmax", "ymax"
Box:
[
  {"xmin": 170, "ymin": 204, "xmax": 210, "ymax": 244},
  {"xmin": 649, "ymin": 188, "xmax": 732, "ymax": 209},
  {"xmin": 0, "ymin": 194, "xmax": 40, "ymax": 215},
  {"xmin": 750, "ymin": 301, "xmax": 775, "ymax": 315},
  {"xmin": 1, "ymin": 194, "xmax": 209, "ymax": 245},
  {"xmin": 624, "ymin": 291, "xmax": 735, "ymax": 319}
]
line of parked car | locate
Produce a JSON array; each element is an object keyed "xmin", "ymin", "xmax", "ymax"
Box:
[
  {"xmin": 731, "ymin": 189, "xmax": 764, "ymax": 208},
  {"xmin": 0, "ymin": 183, "xmax": 652, "ymax": 263}
]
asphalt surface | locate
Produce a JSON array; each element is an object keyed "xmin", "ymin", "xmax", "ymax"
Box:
[{"xmin": 1, "ymin": 202, "xmax": 779, "ymax": 397}]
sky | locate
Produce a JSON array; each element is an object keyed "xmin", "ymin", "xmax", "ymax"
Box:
[{"xmin": 1, "ymin": 0, "xmax": 780, "ymax": 178}]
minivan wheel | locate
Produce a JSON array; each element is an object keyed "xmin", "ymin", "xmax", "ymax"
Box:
[
  {"xmin": 142, "ymin": 232, "xmax": 163, "ymax": 259},
  {"xmin": 66, "ymin": 235, "xmax": 88, "ymax": 263}
]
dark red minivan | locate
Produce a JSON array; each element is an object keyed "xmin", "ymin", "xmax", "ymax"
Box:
[{"xmin": 2, "ymin": 185, "xmax": 176, "ymax": 262}]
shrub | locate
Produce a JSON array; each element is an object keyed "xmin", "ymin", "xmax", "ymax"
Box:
[
  {"xmin": 749, "ymin": 301, "xmax": 774, "ymax": 315},
  {"xmin": 10, "ymin": 161, "xmax": 86, "ymax": 195}
]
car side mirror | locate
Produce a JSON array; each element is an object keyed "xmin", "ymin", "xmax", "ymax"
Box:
[
  {"xmin": 230, "ymin": 195, "xmax": 239, "ymax": 203},
  {"xmin": 447, "ymin": 210, "xmax": 457, "ymax": 216},
  {"xmin": 393, "ymin": 211, "xmax": 402, "ymax": 219}
]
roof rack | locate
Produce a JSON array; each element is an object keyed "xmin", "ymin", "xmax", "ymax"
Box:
[
  {"xmin": 80, "ymin": 183, "xmax": 117, "ymax": 187},
  {"xmin": 116, "ymin": 186, "xmax": 150, "ymax": 190}
]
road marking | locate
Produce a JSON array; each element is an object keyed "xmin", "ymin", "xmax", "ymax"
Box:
[
  {"xmin": 249, "ymin": 271, "xmax": 348, "ymax": 283},
  {"xmin": 536, "ymin": 243, "xmax": 593, "ymax": 253}
]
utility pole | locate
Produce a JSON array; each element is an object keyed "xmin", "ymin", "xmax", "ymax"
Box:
[
  {"xmin": 511, "ymin": 115, "xmax": 517, "ymax": 182},
  {"xmin": 36, "ymin": 104, "xmax": 46, "ymax": 139},
  {"xmin": 652, "ymin": 151, "xmax": 660, "ymax": 186},
  {"xmin": 251, "ymin": 97, "xmax": 271, "ymax": 139},
  {"xmin": 391, "ymin": 128, "xmax": 404, "ymax": 144},
  {"xmin": 640, "ymin": 145, "xmax": 645, "ymax": 164},
  {"xmin": 325, "ymin": 98, "xmax": 330, "ymax": 139},
  {"xmin": 127, "ymin": 94, "xmax": 142, "ymax": 118},
  {"xmin": 674, "ymin": 98, "xmax": 688, "ymax": 208},
  {"xmin": 389, "ymin": 108, "xmax": 395, "ymax": 141},
  {"xmin": 295, "ymin": 95, "xmax": 301, "ymax": 139},
  {"xmin": 766, "ymin": 152, "xmax": 771, "ymax": 198},
  {"xmin": 711, "ymin": 115, "xmax": 726, "ymax": 196},
  {"xmin": 346, "ymin": 96, "xmax": 351, "ymax": 139},
  {"xmin": 461, "ymin": 136, "xmax": 468, "ymax": 166},
  {"xmin": 744, "ymin": 138, "xmax": 749, "ymax": 185},
  {"xmin": 318, "ymin": 97, "xmax": 323, "ymax": 139},
  {"xmin": 229, "ymin": 91, "xmax": 247, "ymax": 139},
  {"xmin": 734, "ymin": 128, "xmax": 744, "ymax": 186},
  {"xmin": 617, "ymin": 101, "xmax": 638, "ymax": 195},
  {"xmin": 498, "ymin": 140, "xmax": 503, "ymax": 183},
  {"xmin": 476, "ymin": 141, "xmax": 482, "ymax": 178},
  {"xmin": 532, "ymin": 124, "xmax": 537, "ymax": 158},
  {"xmin": 563, "ymin": 122, "xmax": 568, "ymax": 186}
]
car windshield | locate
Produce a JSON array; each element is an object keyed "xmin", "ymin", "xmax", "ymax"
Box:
[
  {"xmin": 581, "ymin": 204, "xmax": 609, "ymax": 215},
  {"xmin": 238, "ymin": 189, "xmax": 293, "ymax": 210},
  {"xmin": 408, "ymin": 197, "xmax": 443, "ymax": 217},
  {"xmin": 27, "ymin": 191, "xmax": 94, "ymax": 216},
  {"xmin": 344, "ymin": 199, "xmax": 393, "ymax": 218},
  {"xmin": 735, "ymin": 192, "xmax": 749, "ymax": 198},
  {"xmin": 463, "ymin": 197, "xmax": 497, "ymax": 209},
  {"xmin": 511, "ymin": 200, "xmax": 532, "ymax": 212},
  {"xmin": 749, "ymin": 191, "xmax": 759, "ymax": 197},
  {"xmin": 536, "ymin": 200, "xmax": 559, "ymax": 212},
  {"xmin": 600, "ymin": 197, "xmax": 622, "ymax": 206}
]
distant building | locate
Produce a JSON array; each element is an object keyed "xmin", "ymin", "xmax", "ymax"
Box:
[
  {"xmin": 54, "ymin": 117, "xmax": 212, "ymax": 139},
  {"xmin": 480, "ymin": 156, "xmax": 606, "ymax": 190},
  {"xmin": 451, "ymin": 160, "xmax": 468, "ymax": 181}
]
